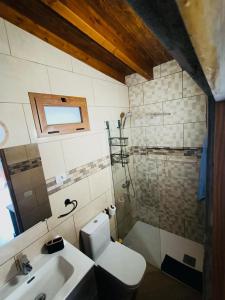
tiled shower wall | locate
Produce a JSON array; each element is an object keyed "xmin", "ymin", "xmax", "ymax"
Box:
[{"xmin": 126, "ymin": 60, "xmax": 207, "ymax": 244}]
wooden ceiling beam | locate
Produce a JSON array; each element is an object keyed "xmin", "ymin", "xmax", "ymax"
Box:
[
  {"xmin": 41, "ymin": 0, "xmax": 156, "ymax": 79},
  {"xmin": 127, "ymin": 0, "xmax": 213, "ymax": 97},
  {"xmin": 0, "ymin": 0, "xmax": 134, "ymax": 83}
]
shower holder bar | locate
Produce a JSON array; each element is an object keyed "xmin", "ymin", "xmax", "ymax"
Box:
[
  {"xmin": 111, "ymin": 153, "xmax": 129, "ymax": 165},
  {"xmin": 109, "ymin": 137, "xmax": 128, "ymax": 147}
]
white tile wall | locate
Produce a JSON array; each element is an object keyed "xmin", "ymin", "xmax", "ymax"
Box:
[
  {"xmin": 93, "ymin": 79, "xmax": 128, "ymax": 107},
  {"xmin": 47, "ymin": 67, "xmax": 94, "ymax": 106},
  {"xmin": 0, "ymin": 19, "xmax": 10, "ymax": 55},
  {"xmin": 0, "ymin": 54, "xmax": 50, "ymax": 103},
  {"xmin": 184, "ymin": 122, "xmax": 207, "ymax": 147},
  {"xmin": 160, "ymin": 60, "xmax": 181, "ymax": 77},
  {"xmin": 62, "ymin": 134, "xmax": 103, "ymax": 171},
  {"xmin": 0, "ymin": 18, "xmax": 127, "ymax": 286},
  {"xmin": 47, "ymin": 178, "xmax": 91, "ymax": 230},
  {"xmin": 0, "ymin": 221, "xmax": 48, "ymax": 265},
  {"xmin": 0, "ymin": 258, "xmax": 17, "ymax": 286},
  {"xmin": 6, "ymin": 22, "xmax": 72, "ymax": 71},
  {"xmin": 0, "ymin": 103, "xmax": 30, "ymax": 147},
  {"xmin": 72, "ymin": 57, "xmax": 119, "ymax": 84},
  {"xmin": 183, "ymin": 71, "xmax": 203, "ymax": 97},
  {"xmin": 88, "ymin": 167, "xmax": 112, "ymax": 200},
  {"xmin": 129, "ymin": 84, "xmax": 143, "ymax": 107},
  {"xmin": 38, "ymin": 141, "xmax": 66, "ymax": 179}
]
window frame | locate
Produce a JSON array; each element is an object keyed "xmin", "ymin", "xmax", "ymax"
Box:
[{"xmin": 29, "ymin": 93, "xmax": 90, "ymax": 137}]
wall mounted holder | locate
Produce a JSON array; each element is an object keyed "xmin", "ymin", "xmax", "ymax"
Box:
[{"xmin": 58, "ymin": 199, "xmax": 78, "ymax": 219}]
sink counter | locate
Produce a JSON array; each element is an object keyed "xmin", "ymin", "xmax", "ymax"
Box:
[{"xmin": 0, "ymin": 240, "xmax": 95, "ymax": 300}]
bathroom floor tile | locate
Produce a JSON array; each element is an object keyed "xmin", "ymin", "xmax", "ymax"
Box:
[{"xmin": 136, "ymin": 264, "xmax": 202, "ymax": 300}]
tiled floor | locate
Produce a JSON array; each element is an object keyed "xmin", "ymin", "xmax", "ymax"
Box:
[{"xmin": 136, "ymin": 264, "xmax": 202, "ymax": 300}]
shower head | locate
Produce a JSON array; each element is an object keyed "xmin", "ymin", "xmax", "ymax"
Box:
[
  {"xmin": 122, "ymin": 111, "xmax": 132, "ymax": 128},
  {"xmin": 120, "ymin": 112, "xmax": 125, "ymax": 120}
]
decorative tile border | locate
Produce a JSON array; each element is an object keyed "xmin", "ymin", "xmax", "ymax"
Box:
[
  {"xmin": 8, "ymin": 157, "xmax": 42, "ymax": 175},
  {"xmin": 46, "ymin": 155, "xmax": 110, "ymax": 195},
  {"xmin": 130, "ymin": 146, "xmax": 202, "ymax": 159}
]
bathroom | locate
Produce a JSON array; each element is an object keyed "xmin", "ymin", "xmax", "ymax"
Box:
[{"xmin": 0, "ymin": 1, "xmax": 223, "ymax": 300}]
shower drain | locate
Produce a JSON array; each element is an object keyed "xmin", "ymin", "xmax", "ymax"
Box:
[{"xmin": 34, "ymin": 293, "xmax": 46, "ymax": 300}]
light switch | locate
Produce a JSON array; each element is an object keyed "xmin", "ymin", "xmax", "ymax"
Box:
[{"xmin": 55, "ymin": 173, "xmax": 67, "ymax": 186}]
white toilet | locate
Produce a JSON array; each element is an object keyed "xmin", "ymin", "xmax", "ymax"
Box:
[{"xmin": 81, "ymin": 212, "xmax": 146, "ymax": 300}]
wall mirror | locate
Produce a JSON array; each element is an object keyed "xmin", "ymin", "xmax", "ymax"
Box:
[{"xmin": 0, "ymin": 143, "xmax": 52, "ymax": 246}]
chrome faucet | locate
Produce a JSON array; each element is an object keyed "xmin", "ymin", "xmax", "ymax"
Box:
[{"xmin": 18, "ymin": 255, "xmax": 33, "ymax": 275}]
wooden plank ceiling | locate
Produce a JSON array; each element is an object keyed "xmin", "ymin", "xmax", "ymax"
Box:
[{"xmin": 0, "ymin": 0, "xmax": 171, "ymax": 83}]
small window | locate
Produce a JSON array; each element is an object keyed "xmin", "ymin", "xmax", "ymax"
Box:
[{"xmin": 29, "ymin": 93, "xmax": 90, "ymax": 137}]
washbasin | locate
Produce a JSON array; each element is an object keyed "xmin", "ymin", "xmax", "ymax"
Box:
[{"xmin": 0, "ymin": 240, "xmax": 95, "ymax": 300}]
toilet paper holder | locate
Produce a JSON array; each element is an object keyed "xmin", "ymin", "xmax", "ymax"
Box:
[{"xmin": 104, "ymin": 205, "xmax": 116, "ymax": 218}]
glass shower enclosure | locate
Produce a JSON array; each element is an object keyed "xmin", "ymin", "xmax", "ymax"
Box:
[{"xmin": 106, "ymin": 119, "xmax": 162, "ymax": 268}]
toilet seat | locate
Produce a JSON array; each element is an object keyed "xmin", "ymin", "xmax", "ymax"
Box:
[{"xmin": 96, "ymin": 241, "xmax": 146, "ymax": 287}]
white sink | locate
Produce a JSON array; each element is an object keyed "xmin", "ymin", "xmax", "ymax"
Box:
[{"xmin": 0, "ymin": 240, "xmax": 95, "ymax": 300}]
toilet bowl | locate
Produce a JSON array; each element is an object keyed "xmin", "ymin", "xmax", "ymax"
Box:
[{"xmin": 81, "ymin": 212, "xmax": 146, "ymax": 300}]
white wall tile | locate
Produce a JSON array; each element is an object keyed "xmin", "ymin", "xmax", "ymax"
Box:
[
  {"xmin": 74, "ymin": 193, "xmax": 108, "ymax": 234},
  {"xmin": 160, "ymin": 229, "xmax": 204, "ymax": 271},
  {"xmin": 163, "ymin": 95, "xmax": 206, "ymax": 125},
  {"xmin": 145, "ymin": 103, "xmax": 163, "ymax": 126},
  {"xmin": 0, "ymin": 103, "xmax": 30, "ymax": 148},
  {"xmin": 47, "ymin": 178, "xmax": 91, "ymax": 230},
  {"xmin": 6, "ymin": 22, "xmax": 72, "ymax": 71},
  {"xmin": 62, "ymin": 134, "xmax": 103, "ymax": 171},
  {"xmin": 145, "ymin": 126, "xmax": 159, "ymax": 147},
  {"xmin": 129, "ymin": 84, "xmax": 143, "ymax": 107},
  {"xmin": 184, "ymin": 122, "xmax": 206, "ymax": 147},
  {"xmin": 143, "ymin": 79, "xmax": 161, "ymax": 104},
  {"xmin": 183, "ymin": 71, "xmax": 203, "ymax": 97},
  {"xmin": 49, "ymin": 216, "xmax": 77, "ymax": 246},
  {"xmin": 16, "ymin": 216, "xmax": 77, "ymax": 265},
  {"xmin": 23, "ymin": 103, "xmax": 38, "ymax": 142},
  {"xmin": 125, "ymin": 73, "xmax": 147, "ymax": 86},
  {"xmin": 72, "ymin": 57, "xmax": 119, "ymax": 84},
  {"xmin": 0, "ymin": 221, "xmax": 48, "ymax": 265},
  {"xmin": 47, "ymin": 67, "xmax": 94, "ymax": 106},
  {"xmin": 0, "ymin": 54, "xmax": 50, "ymax": 103},
  {"xmin": 131, "ymin": 127, "xmax": 146, "ymax": 146},
  {"xmin": 88, "ymin": 167, "xmax": 112, "ymax": 200},
  {"xmin": 160, "ymin": 60, "xmax": 181, "ymax": 77},
  {"xmin": 93, "ymin": 79, "xmax": 128, "ymax": 107},
  {"xmin": 146, "ymin": 124, "xmax": 183, "ymax": 147},
  {"xmin": 38, "ymin": 141, "xmax": 66, "ymax": 179},
  {"xmin": 153, "ymin": 65, "xmax": 161, "ymax": 79},
  {"xmin": 0, "ymin": 19, "xmax": 10, "ymax": 55},
  {"xmin": 0, "ymin": 258, "xmax": 17, "ymax": 288}
]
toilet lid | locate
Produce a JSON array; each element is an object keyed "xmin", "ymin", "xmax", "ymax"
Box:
[{"xmin": 96, "ymin": 242, "xmax": 146, "ymax": 287}]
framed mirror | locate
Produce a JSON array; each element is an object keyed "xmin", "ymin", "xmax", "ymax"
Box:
[{"xmin": 0, "ymin": 143, "xmax": 52, "ymax": 246}]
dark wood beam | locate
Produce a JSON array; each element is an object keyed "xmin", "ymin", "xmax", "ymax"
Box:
[
  {"xmin": 0, "ymin": 0, "xmax": 134, "ymax": 83},
  {"xmin": 127, "ymin": 0, "xmax": 213, "ymax": 97}
]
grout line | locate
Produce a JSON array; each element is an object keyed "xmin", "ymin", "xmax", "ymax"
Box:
[
  {"xmin": 21, "ymin": 103, "xmax": 32, "ymax": 144},
  {"xmin": 3, "ymin": 20, "xmax": 12, "ymax": 56}
]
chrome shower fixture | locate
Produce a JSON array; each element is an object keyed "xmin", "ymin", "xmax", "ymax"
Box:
[{"xmin": 122, "ymin": 111, "xmax": 132, "ymax": 128}]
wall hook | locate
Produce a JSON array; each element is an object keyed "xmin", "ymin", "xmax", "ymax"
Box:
[{"xmin": 58, "ymin": 199, "xmax": 78, "ymax": 218}]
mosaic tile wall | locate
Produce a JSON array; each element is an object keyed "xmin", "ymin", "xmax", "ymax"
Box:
[{"xmin": 127, "ymin": 60, "xmax": 207, "ymax": 244}]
